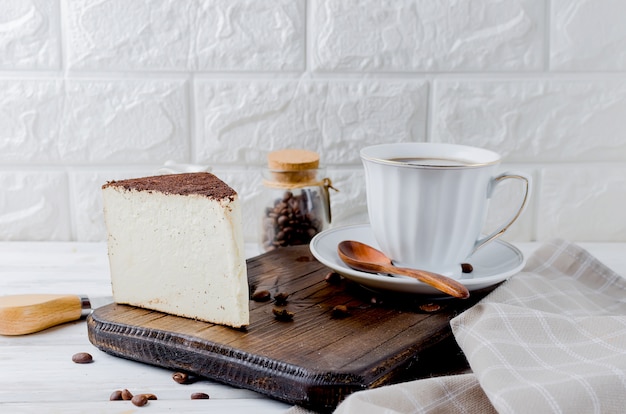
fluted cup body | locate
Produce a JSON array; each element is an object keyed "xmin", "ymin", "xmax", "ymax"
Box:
[{"xmin": 361, "ymin": 143, "xmax": 529, "ymax": 278}]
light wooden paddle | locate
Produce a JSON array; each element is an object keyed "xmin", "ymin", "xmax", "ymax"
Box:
[{"xmin": 337, "ymin": 240, "xmax": 470, "ymax": 299}]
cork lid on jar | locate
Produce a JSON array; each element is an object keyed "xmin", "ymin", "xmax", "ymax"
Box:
[
  {"xmin": 267, "ymin": 149, "xmax": 320, "ymax": 171},
  {"xmin": 266, "ymin": 149, "xmax": 320, "ymax": 185}
]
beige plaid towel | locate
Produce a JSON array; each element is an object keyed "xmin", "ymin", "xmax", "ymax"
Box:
[{"xmin": 290, "ymin": 239, "xmax": 626, "ymax": 413}]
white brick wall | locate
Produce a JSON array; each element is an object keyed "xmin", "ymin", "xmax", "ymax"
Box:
[{"xmin": 1, "ymin": 0, "xmax": 625, "ymax": 243}]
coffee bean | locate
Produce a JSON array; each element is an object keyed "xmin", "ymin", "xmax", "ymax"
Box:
[
  {"xmin": 324, "ymin": 271, "xmax": 341, "ymax": 284},
  {"xmin": 251, "ymin": 289, "xmax": 271, "ymax": 302},
  {"xmin": 419, "ymin": 303, "xmax": 442, "ymax": 313},
  {"xmin": 331, "ymin": 305, "xmax": 350, "ymax": 318},
  {"xmin": 273, "ymin": 292, "xmax": 289, "ymax": 305},
  {"xmin": 172, "ymin": 371, "xmax": 189, "ymax": 384},
  {"xmin": 109, "ymin": 390, "xmax": 123, "ymax": 401},
  {"xmin": 272, "ymin": 307, "xmax": 294, "ymax": 322},
  {"xmin": 71, "ymin": 352, "xmax": 93, "ymax": 364},
  {"xmin": 191, "ymin": 392, "xmax": 210, "ymax": 400},
  {"xmin": 461, "ymin": 263, "xmax": 474, "ymax": 273},
  {"xmin": 275, "ymin": 230, "xmax": 286, "ymax": 242},
  {"xmin": 121, "ymin": 389, "xmax": 133, "ymax": 400},
  {"xmin": 172, "ymin": 371, "xmax": 198, "ymax": 384},
  {"xmin": 131, "ymin": 394, "xmax": 148, "ymax": 407}
]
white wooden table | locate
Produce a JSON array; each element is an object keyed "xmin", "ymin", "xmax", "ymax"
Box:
[{"xmin": 1, "ymin": 241, "xmax": 625, "ymax": 413}]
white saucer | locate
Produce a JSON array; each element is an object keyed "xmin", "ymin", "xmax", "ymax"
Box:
[{"xmin": 310, "ymin": 224, "xmax": 525, "ymax": 296}]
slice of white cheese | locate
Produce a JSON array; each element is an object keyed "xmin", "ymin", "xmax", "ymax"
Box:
[{"xmin": 102, "ymin": 173, "xmax": 249, "ymax": 328}]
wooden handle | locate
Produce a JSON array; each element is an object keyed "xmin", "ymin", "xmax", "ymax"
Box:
[
  {"xmin": 391, "ymin": 267, "xmax": 470, "ymax": 299},
  {"xmin": 0, "ymin": 294, "xmax": 83, "ymax": 336}
]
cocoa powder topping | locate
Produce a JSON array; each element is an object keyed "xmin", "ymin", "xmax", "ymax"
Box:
[{"xmin": 103, "ymin": 172, "xmax": 237, "ymax": 200}]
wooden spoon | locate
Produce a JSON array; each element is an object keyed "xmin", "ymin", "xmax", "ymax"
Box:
[{"xmin": 337, "ymin": 240, "xmax": 470, "ymax": 299}]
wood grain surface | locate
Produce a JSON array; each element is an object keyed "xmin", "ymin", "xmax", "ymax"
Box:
[{"xmin": 87, "ymin": 245, "xmax": 492, "ymax": 412}]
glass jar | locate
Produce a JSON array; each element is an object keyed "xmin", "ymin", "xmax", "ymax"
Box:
[{"xmin": 259, "ymin": 149, "xmax": 335, "ymax": 251}]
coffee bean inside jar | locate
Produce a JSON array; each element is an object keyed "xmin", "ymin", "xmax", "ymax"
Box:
[{"xmin": 260, "ymin": 149, "xmax": 335, "ymax": 252}]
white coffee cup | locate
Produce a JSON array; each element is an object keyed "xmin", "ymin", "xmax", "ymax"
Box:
[{"xmin": 360, "ymin": 143, "xmax": 531, "ymax": 278}]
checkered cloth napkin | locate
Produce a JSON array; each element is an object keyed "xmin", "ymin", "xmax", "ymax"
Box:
[{"xmin": 290, "ymin": 239, "xmax": 626, "ymax": 413}]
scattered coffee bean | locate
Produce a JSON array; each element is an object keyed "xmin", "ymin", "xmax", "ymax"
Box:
[
  {"xmin": 324, "ymin": 271, "xmax": 341, "ymax": 284},
  {"xmin": 419, "ymin": 303, "xmax": 442, "ymax": 313},
  {"xmin": 131, "ymin": 394, "xmax": 148, "ymax": 407},
  {"xmin": 109, "ymin": 390, "xmax": 123, "ymax": 401},
  {"xmin": 331, "ymin": 305, "xmax": 350, "ymax": 318},
  {"xmin": 191, "ymin": 392, "xmax": 210, "ymax": 400},
  {"xmin": 71, "ymin": 352, "xmax": 93, "ymax": 364},
  {"xmin": 172, "ymin": 371, "xmax": 194, "ymax": 384},
  {"xmin": 111, "ymin": 390, "xmax": 156, "ymax": 404},
  {"xmin": 273, "ymin": 292, "xmax": 289, "ymax": 305},
  {"xmin": 461, "ymin": 263, "xmax": 473, "ymax": 273},
  {"xmin": 261, "ymin": 189, "xmax": 325, "ymax": 251},
  {"xmin": 272, "ymin": 307, "xmax": 295, "ymax": 322},
  {"xmin": 251, "ymin": 289, "xmax": 271, "ymax": 302}
]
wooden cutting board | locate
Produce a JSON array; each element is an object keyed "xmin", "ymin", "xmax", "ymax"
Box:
[{"xmin": 87, "ymin": 245, "xmax": 493, "ymax": 412}]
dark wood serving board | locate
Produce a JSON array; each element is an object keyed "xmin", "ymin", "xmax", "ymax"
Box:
[{"xmin": 87, "ymin": 245, "xmax": 492, "ymax": 412}]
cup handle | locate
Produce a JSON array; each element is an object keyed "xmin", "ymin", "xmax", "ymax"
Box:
[{"xmin": 472, "ymin": 171, "xmax": 531, "ymax": 253}]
